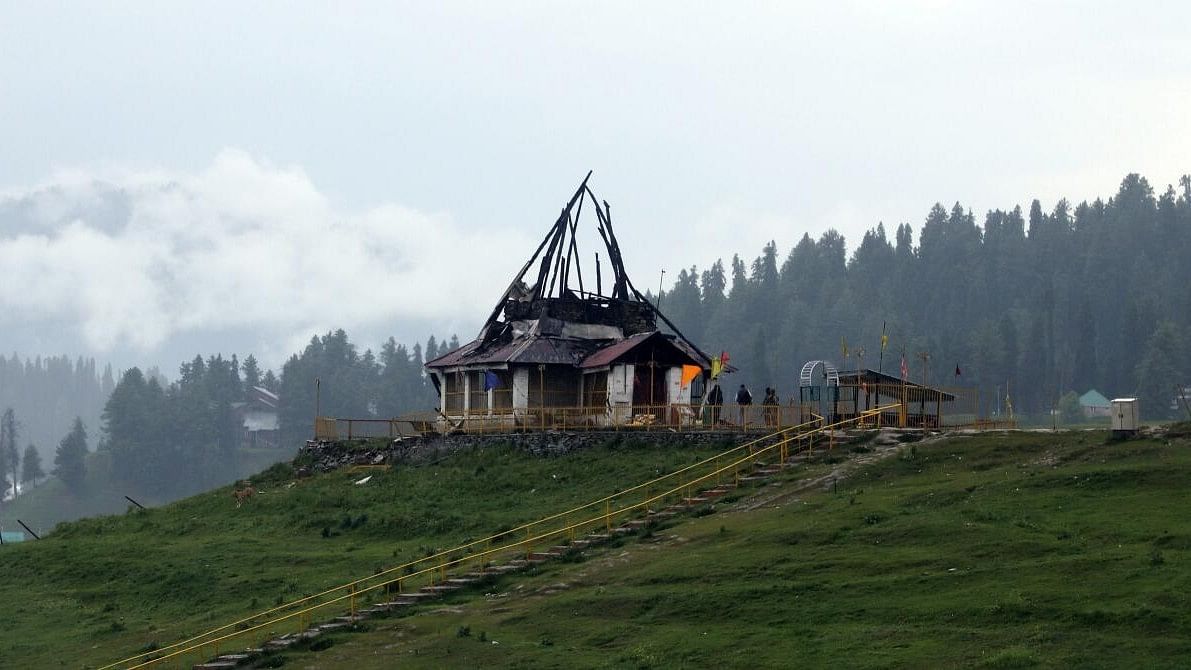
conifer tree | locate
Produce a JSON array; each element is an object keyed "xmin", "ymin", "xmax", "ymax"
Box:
[
  {"xmin": 20, "ymin": 443, "xmax": 44, "ymax": 486},
  {"xmin": 53, "ymin": 417, "xmax": 87, "ymax": 492},
  {"xmin": 242, "ymin": 354, "xmax": 262, "ymax": 390},
  {"xmin": 0, "ymin": 408, "xmax": 18, "ymax": 500}
]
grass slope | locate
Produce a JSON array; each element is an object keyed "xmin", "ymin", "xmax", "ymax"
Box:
[
  {"xmin": 0, "ymin": 447, "xmax": 290, "ymax": 534},
  {"xmin": 0, "ymin": 438, "xmax": 728, "ymax": 668},
  {"xmin": 285, "ymin": 431, "xmax": 1191, "ymax": 669}
]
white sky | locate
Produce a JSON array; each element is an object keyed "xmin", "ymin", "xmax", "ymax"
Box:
[{"xmin": 1, "ymin": 1, "xmax": 1189, "ymax": 371}]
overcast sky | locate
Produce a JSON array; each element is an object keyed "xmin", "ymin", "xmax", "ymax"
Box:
[{"xmin": 2, "ymin": 1, "xmax": 1189, "ymax": 373}]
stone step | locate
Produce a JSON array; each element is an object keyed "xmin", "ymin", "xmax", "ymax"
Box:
[
  {"xmin": 398, "ymin": 591, "xmax": 440, "ymax": 601},
  {"xmin": 318, "ymin": 622, "xmax": 350, "ymax": 631},
  {"xmin": 445, "ymin": 577, "xmax": 478, "ymax": 586},
  {"xmin": 193, "ymin": 663, "xmax": 239, "ymax": 670},
  {"xmin": 212, "ymin": 654, "xmax": 251, "ymax": 663},
  {"xmin": 421, "ymin": 584, "xmax": 460, "ymax": 594},
  {"xmin": 332, "ymin": 615, "xmax": 364, "ymax": 623},
  {"xmin": 620, "ymin": 519, "xmax": 649, "ymax": 529},
  {"xmin": 568, "ymin": 539, "xmax": 592, "ymax": 549},
  {"xmin": 702, "ymin": 489, "xmax": 728, "ymax": 497},
  {"xmin": 263, "ymin": 637, "xmax": 298, "ymax": 650},
  {"xmin": 682, "ymin": 497, "xmax": 710, "ymax": 505}
]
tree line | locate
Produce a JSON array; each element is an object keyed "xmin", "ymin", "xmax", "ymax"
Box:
[
  {"xmin": 92, "ymin": 336, "xmax": 448, "ymax": 498},
  {"xmin": 0, "ymin": 355, "xmax": 112, "ymax": 469},
  {"xmin": 658, "ymin": 173, "xmax": 1191, "ymax": 421},
  {"xmin": 1, "ymin": 405, "xmax": 88, "ymax": 502}
]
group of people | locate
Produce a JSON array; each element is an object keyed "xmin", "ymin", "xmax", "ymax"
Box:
[{"xmin": 704, "ymin": 383, "xmax": 783, "ymax": 427}]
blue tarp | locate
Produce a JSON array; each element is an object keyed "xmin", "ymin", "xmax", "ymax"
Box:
[{"xmin": 1, "ymin": 530, "xmax": 25, "ymax": 543}]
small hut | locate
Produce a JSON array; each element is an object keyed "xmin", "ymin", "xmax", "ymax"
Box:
[{"xmin": 426, "ymin": 174, "xmax": 713, "ymax": 432}]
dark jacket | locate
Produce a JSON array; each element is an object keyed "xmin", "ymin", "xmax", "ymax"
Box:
[
  {"xmin": 708, "ymin": 385, "xmax": 724, "ymax": 405},
  {"xmin": 736, "ymin": 386, "xmax": 753, "ymax": 405}
]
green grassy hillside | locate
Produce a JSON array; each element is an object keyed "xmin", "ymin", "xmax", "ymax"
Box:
[
  {"xmin": 0, "ymin": 447, "xmax": 291, "ymax": 535},
  {"xmin": 0, "ymin": 438, "xmax": 728, "ymax": 667},
  {"xmin": 283, "ymin": 431, "xmax": 1191, "ymax": 669}
]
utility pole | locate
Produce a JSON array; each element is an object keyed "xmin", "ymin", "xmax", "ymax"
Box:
[
  {"xmin": 918, "ymin": 351, "xmax": 930, "ymax": 432},
  {"xmin": 315, "ymin": 377, "xmax": 321, "ymax": 418},
  {"xmin": 656, "ymin": 269, "xmax": 666, "ymax": 311}
]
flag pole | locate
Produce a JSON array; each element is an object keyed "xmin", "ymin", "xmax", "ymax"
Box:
[{"xmin": 878, "ymin": 321, "xmax": 887, "ymax": 374}]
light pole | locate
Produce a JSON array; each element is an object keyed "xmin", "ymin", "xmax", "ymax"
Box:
[{"xmin": 656, "ymin": 269, "xmax": 666, "ymax": 311}]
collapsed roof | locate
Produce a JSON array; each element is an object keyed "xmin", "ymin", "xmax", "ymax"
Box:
[{"xmin": 426, "ymin": 173, "xmax": 711, "ymax": 372}]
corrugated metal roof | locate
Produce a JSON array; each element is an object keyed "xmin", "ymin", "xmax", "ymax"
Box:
[
  {"xmin": 578, "ymin": 332, "xmax": 656, "ymax": 369},
  {"xmin": 428, "ymin": 329, "xmax": 709, "ymax": 371},
  {"xmin": 838, "ymin": 369, "xmax": 957, "ymax": 401},
  {"xmin": 426, "ymin": 335, "xmax": 605, "ymax": 368}
]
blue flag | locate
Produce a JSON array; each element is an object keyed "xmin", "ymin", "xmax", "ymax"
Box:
[{"xmin": 483, "ymin": 371, "xmax": 500, "ymax": 391}]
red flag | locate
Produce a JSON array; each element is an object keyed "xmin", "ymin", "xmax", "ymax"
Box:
[
  {"xmin": 900, "ymin": 354, "xmax": 908, "ymax": 381},
  {"xmin": 955, "ymin": 364, "xmax": 962, "ymax": 377}
]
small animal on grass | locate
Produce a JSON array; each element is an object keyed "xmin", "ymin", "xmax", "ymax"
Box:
[{"xmin": 232, "ymin": 483, "xmax": 257, "ymax": 508}]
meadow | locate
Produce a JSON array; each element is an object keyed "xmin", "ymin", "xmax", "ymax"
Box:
[
  {"xmin": 0, "ymin": 437, "xmax": 728, "ymax": 667},
  {"xmin": 284, "ymin": 431, "xmax": 1191, "ymax": 669}
]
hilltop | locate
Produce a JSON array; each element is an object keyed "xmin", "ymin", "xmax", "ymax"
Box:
[
  {"xmin": 288, "ymin": 430, "xmax": 1191, "ymax": 669},
  {"xmin": 1, "ymin": 429, "xmax": 1189, "ymax": 668}
]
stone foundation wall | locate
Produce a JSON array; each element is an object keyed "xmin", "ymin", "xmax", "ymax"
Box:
[{"xmin": 299, "ymin": 430, "xmax": 755, "ymax": 472}]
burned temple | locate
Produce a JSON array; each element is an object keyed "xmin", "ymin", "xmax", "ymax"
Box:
[{"xmin": 425, "ymin": 174, "xmax": 714, "ymax": 430}]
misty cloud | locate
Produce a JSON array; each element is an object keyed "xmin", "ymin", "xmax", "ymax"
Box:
[{"xmin": 0, "ymin": 150, "xmax": 532, "ymax": 361}]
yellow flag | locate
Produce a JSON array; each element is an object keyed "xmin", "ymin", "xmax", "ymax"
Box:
[
  {"xmin": 881, "ymin": 334, "xmax": 888, "ymax": 351},
  {"xmin": 710, "ymin": 357, "xmax": 722, "ymax": 380}
]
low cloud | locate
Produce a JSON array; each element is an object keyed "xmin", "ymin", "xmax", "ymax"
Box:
[{"xmin": 0, "ymin": 150, "xmax": 533, "ymax": 361}]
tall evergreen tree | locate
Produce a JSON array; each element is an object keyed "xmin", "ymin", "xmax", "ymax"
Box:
[
  {"xmin": 53, "ymin": 417, "xmax": 88, "ymax": 492},
  {"xmin": 1, "ymin": 408, "xmax": 18, "ymax": 500},
  {"xmin": 242, "ymin": 354, "xmax": 262, "ymax": 390},
  {"xmin": 20, "ymin": 443, "xmax": 44, "ymax": 486}
]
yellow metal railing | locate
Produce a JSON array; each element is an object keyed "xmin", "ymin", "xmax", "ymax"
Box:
[
  {"xmin": 335, "ymin": 403, "xmax": 822, "ymax": 437},
  {"xmin": 106, "ymin": 406, "xmax": 898, "ymax": 669}
]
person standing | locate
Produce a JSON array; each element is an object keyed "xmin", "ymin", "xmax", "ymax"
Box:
[
  {"xmin": 763, "ymin": 387, "xmax": 779, "ymax": 427},
  {"xmin": 708, "ymin": 383, "xmax": 724, "ymax": 426},
  {"xmin": 736, "ymin": 384, "xmax": 753, "ymax": 426}
]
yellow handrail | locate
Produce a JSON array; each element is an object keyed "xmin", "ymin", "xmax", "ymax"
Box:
[{"xmin": 106, "ymin": 406, "xmax": 898, "ymax": 669}]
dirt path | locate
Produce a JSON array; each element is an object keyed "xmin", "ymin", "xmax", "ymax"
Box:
[{"xmin": 733, "ymin": 429, "xmax": 954, "ymax": 511}]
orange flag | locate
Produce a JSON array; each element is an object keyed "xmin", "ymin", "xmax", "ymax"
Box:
[{"xmin": 680, "ymin": 364, "xmax": 701, "ymax": 389}]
